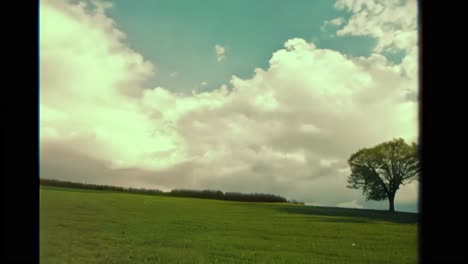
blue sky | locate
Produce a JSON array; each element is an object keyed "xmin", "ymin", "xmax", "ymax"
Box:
[
  {"xmin": 106, "ymin": 0, "xmax": 377, "ymax": 93},
  {"xmin": 40, "ymin": 0, "xmax": 419, "ymax": 212}
]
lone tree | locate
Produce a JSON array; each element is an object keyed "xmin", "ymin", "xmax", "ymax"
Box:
[{"xmin": 347, "ymin": 138, "xmax": 420, "ymax": 212}]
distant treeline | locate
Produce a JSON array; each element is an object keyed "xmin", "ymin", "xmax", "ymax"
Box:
[
  {"xmin": 39, "ymin": 178, "xmax": 164, "ymax": 195},
  {"xmin": 40, "ymin": 178, "xmax": 303, "ymax": 204},
  {"xmin": 170, "ymin": 189, "xmax": 288, "ymax": 203}
]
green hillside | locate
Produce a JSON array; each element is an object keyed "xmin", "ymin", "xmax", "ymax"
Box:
[{"xmin": 40, "ymin": 186, "xmax": 418, "ymax": 263}]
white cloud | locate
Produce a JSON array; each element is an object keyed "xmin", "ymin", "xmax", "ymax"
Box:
[
  {"xmin": 200, "ymin": 81, "xmax": 208, "ymax": 86},
  {"xmin": 169, "ymin": 72, "xmax": 178, "ymax": 78},
  {"xmin": 334, "ymin": 0, "xmax": 418, "ymax": 53},
  {"xmin": 321, "ymin": 17, "xmax": 345, "ymax": 32},
  {"xmin": 336, "ymin": 200, "xmax": 363, "ymax": 209},
  {"xmin": 329, "ymin": 17, "xmax": 345, "ymax": 26},
  {"xmin": 40, "ymin": 0, "xmax": 418, "ymax": 210},
  {"xmin": 215, "ymin": 44, "xmax": 226, "ymax": 62},
  {"xmin": 319, "ymin": 158, "xmax": 340, "ymax": 167},
  {"xmin": 40, "ymin": 0, "xmax": 180, "ymax": 170}
]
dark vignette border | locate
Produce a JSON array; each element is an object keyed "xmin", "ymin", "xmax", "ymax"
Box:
[
  {"xmin": 0, "ymin": 0, "xmax": 465, "ymax": 263},
  {"xmin": 419, "ymin": 0, "xmax": 465, "ymax": 262},
  {"xmin": 1, "ymin": 0, "xmax": 39, "ymax": 262}
]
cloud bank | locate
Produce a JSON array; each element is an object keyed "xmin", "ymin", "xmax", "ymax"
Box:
[
  {"xmin": 334, "ymin": 0, "xmax": 418, "ymax": 53},
  {"xmin": 40, "ymin": 0, "xmax": 419, "ymax": 211}
]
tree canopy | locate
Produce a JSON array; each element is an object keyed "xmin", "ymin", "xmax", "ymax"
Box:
[{"xmin": 347, "ymin": 138, "xmax": 420, "ymax": 212}]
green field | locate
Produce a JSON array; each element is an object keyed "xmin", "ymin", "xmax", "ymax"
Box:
[{"xmin": 40, "ymin": 186, "xmax": 418, "ymax": 263}]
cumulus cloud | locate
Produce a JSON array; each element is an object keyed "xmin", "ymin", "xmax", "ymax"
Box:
[
  {"xmin": 334, "ymin": 0, "xmax": 418, "ymax": 53},
  {"xmin": 215, "ymin": 44, "xmax": 226, "ymax": 62},
  {"xmin": 40, "ymin": 0, "xmax": 184, "ymax": 171},
  {"xmin": 329, "ymin": 17, "xmax": 345, "ymax": 26},
  {"xmin": 40, "ymin": 0, "xmax": 418, "ymax": 210},
  {"xmin": 321, "ymin": 17, "xmax": 345, "ymax": 32}
]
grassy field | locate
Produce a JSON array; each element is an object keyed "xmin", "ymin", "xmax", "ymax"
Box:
[{"xmin": 40, "ymin": 186, "xmax": 418, "ymax": 263}]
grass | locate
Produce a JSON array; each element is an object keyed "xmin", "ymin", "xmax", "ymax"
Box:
[{"xmin": 40, "ymin": 186, "xmax": 418, "ymax": 263}]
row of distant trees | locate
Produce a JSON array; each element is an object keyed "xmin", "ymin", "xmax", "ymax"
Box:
[
  {"xmin": 170, "ymin": 189, "xmax": 289, "ymax": 203},
  {"xmin": 40, "ymin": 178, "xmax": 302, "ymax": 204},
  {"xmin": 39, "ymin": 178, "xmax": 164, "ymax": 195}
]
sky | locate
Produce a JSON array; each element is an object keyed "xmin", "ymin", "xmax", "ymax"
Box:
[{"xmin": 39, "ymin": 0, "xmax": 419, "ymax": 212}]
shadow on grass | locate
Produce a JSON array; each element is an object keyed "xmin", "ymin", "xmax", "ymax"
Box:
[{"xmin": 277, "ymin": 205, "xmax": 418, "ymax": 224}]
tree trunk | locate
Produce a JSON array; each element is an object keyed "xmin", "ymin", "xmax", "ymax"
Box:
[{"xmin": 388, "ymin": 193, "xmax": 395, "ymax": 212}]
